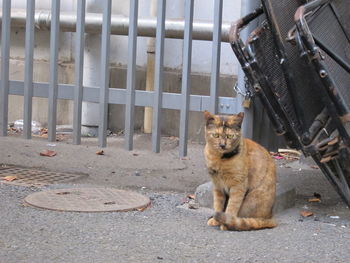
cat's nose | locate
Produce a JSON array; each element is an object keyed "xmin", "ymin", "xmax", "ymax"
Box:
[{"xmin": 219, "ymin": 144, "xmax": 226, "ymax": 149}]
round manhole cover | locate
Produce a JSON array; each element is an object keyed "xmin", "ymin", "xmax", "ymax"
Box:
[{"xmin": 24, "ymin": 188, "xmax": 151, "ymax": 212}]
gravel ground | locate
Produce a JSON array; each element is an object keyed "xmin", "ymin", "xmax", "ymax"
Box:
[
  {"xmin": 1, "ymin": 135, "xmax": 350, "ymax": 262},
  {"xmin": 1, "ymin": 181, "xmax": 349, "ymax": 263}
]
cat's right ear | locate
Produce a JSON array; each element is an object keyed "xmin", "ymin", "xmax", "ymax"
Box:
[{"xmin": 204, "ymin": 111, "xmax": 215, "ymax": 126}]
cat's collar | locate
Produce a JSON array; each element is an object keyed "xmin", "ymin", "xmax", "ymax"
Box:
[{"xmin": 221, "ymin": 147, "xmax": 239, "ymax": 159}]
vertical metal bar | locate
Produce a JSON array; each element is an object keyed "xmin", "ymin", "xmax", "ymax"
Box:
[
  {"xmin": 73, "ymin": 0, "xmax": 86, "ymax": 145},
  {"xmin": 151, "ymin": 0, "xmax": 166, "ymax": 153},
  {"xmin": 179, "ymin": 0, "xmax": 194, "ymax": 157},
  {"xmin": 23, "ymin": 0, "xmax": 36, "ymax": 139},
  {"xmin": 209, "ymin": 0, "xmax": 223, "ymax": 114},
  {"xmin": 98, "ymin": 0, "xmax": 111, "ymax": 148},
  {"xmin": 47, "ymin": 0, "xmax": 60, "ymax": 142},
  {"xmin": 0, "ymin": 0, "xmax": 11, "ymax": 136},
  {"xmin": 124, "ymin": 0, "xmax": 139, "ymax": 150}
]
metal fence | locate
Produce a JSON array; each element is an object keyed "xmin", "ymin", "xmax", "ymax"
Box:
[{"xmin": 0, "ymin": 0, "xmax": 239, "ymax": 157}]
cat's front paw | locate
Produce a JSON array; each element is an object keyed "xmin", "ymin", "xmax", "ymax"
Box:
[
  {"xmin": 220, "ymin": 224, "xmax": 229, "ymax": 231},
  {"xmin": 207, "ymin": 217, "xmax": 220, "ymax": 226}
]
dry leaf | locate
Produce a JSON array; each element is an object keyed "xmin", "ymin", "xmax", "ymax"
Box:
[
  {"xmin": 137, "ymin": 202, "xmax": 151, "ymax": 212},
  {"xmin": 104, "ymin": 201, "xmax": 116, "ymax": 205},
  {"xmin": 39, "ymin": 149, "xmax": 57, "ymax": 157},
  {"xmin": 3, "ymin": 175, "xmax": 17, "ymax": 182},
  {"xmin": 308, "ymin": 198, "xmax": 321, "ymax": 203},
  {"xmin": 300, "ymin": 210, "xmax": 314, "ymax": 217},
  {"xmin": 40, "ymin": 128, "xmax": 48, "ymax": 134},
  {"xmin": 132, "ymin": 153, "xmax": 139, "ymax": 156},
  {"xmin": 137, "ymin": 206, "xmax": 147, "ymax": 212},
  {"xmin": 96, "ymin": 150, "xmax": 104, "ymax": 155},
  {"xmin": 187, "ymin": 194, "xmax": 195, "ymax": 200},
  {"xmin": 310, "ymin": 165, "xmax": 319, "ymax": 169},
  {"xmin": 56, "ymin": 191, "xmax": 71, "ymax": 195}
]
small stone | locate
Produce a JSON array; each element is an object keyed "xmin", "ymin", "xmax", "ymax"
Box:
[
  {"xmin": 188, "ymin": 200, "xmax": 199, "ymax": 209},
  {"xmin": 134, "ymin": 171, "xmax": 141, "ymax": 176}
]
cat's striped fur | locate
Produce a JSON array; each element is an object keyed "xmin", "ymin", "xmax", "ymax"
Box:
[{"xmin": 204, "ymin": 111, "xmax": 276, "ymax": 231}]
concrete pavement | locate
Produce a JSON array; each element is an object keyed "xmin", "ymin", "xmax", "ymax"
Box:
[{"xmin": 0, "ymin": 134, "xmax": 349, "ymax": 262}]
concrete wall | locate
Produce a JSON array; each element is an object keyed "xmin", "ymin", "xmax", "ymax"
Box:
[{"xmin": 4, "ymin": 0, "xmax": 242, "ymax": 140}]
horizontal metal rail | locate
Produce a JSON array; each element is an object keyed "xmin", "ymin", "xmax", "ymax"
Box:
[
  {"xmin": 7, "ymin": 80, "xmax": 238, "ymax": 114},
  {"xmin": 1, "ymin": 9, "xmax": 232, "ymax": 42}
]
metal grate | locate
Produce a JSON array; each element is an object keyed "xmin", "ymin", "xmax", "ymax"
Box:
[
  {"xmin": 0, "ymin": 166, "xmax": 88, "ymax": 187},
  {"xmin": 308, "ymin": 4, "xmax": 350, "ymax": 107},
  {"xmin": 24, "ymin": 188, "xmax": 151, "ymax": 212},
  {"xmin": 249, "ymin": 24, "xmax": 301, "ymax": 134},
  {"xmin": 262, "ymin": 0, "xmax": 325, "ymax": 131}
]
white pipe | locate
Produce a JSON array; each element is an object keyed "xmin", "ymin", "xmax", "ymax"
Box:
[
  {"xmin": 80, "ymin": 0, "xmax": 102, "ymax": 137},
  {"xmin": 4, "ymin": 8, "xmax": 232, "ymax": 42}
]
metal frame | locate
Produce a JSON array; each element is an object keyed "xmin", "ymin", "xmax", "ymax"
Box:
[
  {"xmin": 294, "ymin": 0, "xmax": 350, "ymax": 146},
  {"xmin": 292, "ymin": 0, "xmax": 350, "ymax": 206},
  {"xmin": 229, "ymin": 8, "xmax": 301, "ymax": 149},
  {"xmin": 228, "ymin": 0, "xmax": 350, "ymax": 206}
]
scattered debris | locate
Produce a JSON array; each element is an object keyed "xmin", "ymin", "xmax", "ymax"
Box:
[
  {"xmin": 39, "ymin": 150, "xmax": 57, "ymax": 157},
  {"xmin": 40, "ymin": 128, "xmax": 48, "ymax": 136},
  {"xmin": 188, "ymin": 200, "xmax": 199, "ymax": 209},
  {"xmin": 271, "ymin": 149, "xmax": 301, "ymax": 161},
  {"xmin": 270, "ymin": 152, "xmax": 285, "ymax": 160},
  {"xmin": 104, "ymin": 201, "xmax": 116, "ymax": 205},
  {"xmin": 137, "ymin": 202, "xmax": 151, "ymax": 212},
  {"xmin": 46, "ymin": 143, "xmax": 56, "ymax": 147},
  {"xmin": 308, "ymin": 198, "xmax": 321, "ymax": 203},
  {"xmin": 96, "ymin": 150, "xmax": 104, "ymax": 155},
  {"xmin": 2, "ymin": 175, "xmax": 17, "ymax": 182},
  {"xmin": 56, "ymin": 192, "xmax": 71, "ymax": 195},
  {"xmin": 330, "ymin": 216, "xmax": 340, "ymax": 219},
  {"xmin": 12, "ymin": 119, "xmax": 42, "ymax": 134},
  {"xmin": 187, "ymin": 194, "xmax": 195, "ymax": 200},
  {"xmin": 300, "ymin": 210, "xmax": 314, "ymax": 217},
  {"xmin": 313, "ymin": 192, "xmax": 322, "ymax": 199},
  {"xmin": 278, "ymin": 148, "xmax": 301, "ymax": 156},
  {"xmin": 8, "ymin": 127, "xmax": 21, "ymax": 134}
]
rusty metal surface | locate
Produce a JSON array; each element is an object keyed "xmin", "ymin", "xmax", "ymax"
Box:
[
  {"xmin": 0, "ymin": 166, "xmax": 87, "ymax": 187},
  {"xmin": 24, "ymin": 188, "xmax": 151, "ymax": 212}
]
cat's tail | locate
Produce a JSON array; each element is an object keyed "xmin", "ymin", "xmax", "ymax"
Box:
[{"xmin": 214, "ymin": 212, "xmax": 277, "ymax": 231}]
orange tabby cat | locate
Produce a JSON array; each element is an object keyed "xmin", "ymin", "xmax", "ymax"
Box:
[{"xmin": 204, "ymin": 111, "xmax": 276, "ymax": 231}]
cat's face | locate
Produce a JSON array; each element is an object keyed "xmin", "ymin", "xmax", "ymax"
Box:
[{"xmin": 204, "ymin": 111, "xmax": 244, "ymax": 153}]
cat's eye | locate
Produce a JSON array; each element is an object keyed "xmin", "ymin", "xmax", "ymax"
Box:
[
  {"xmin": 212, "ymin": 133, "xmax": 220, "ymax": 138},
  {"xmin": 226, "ymin": 134, "xmax": 235, "ymax": 139}
]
